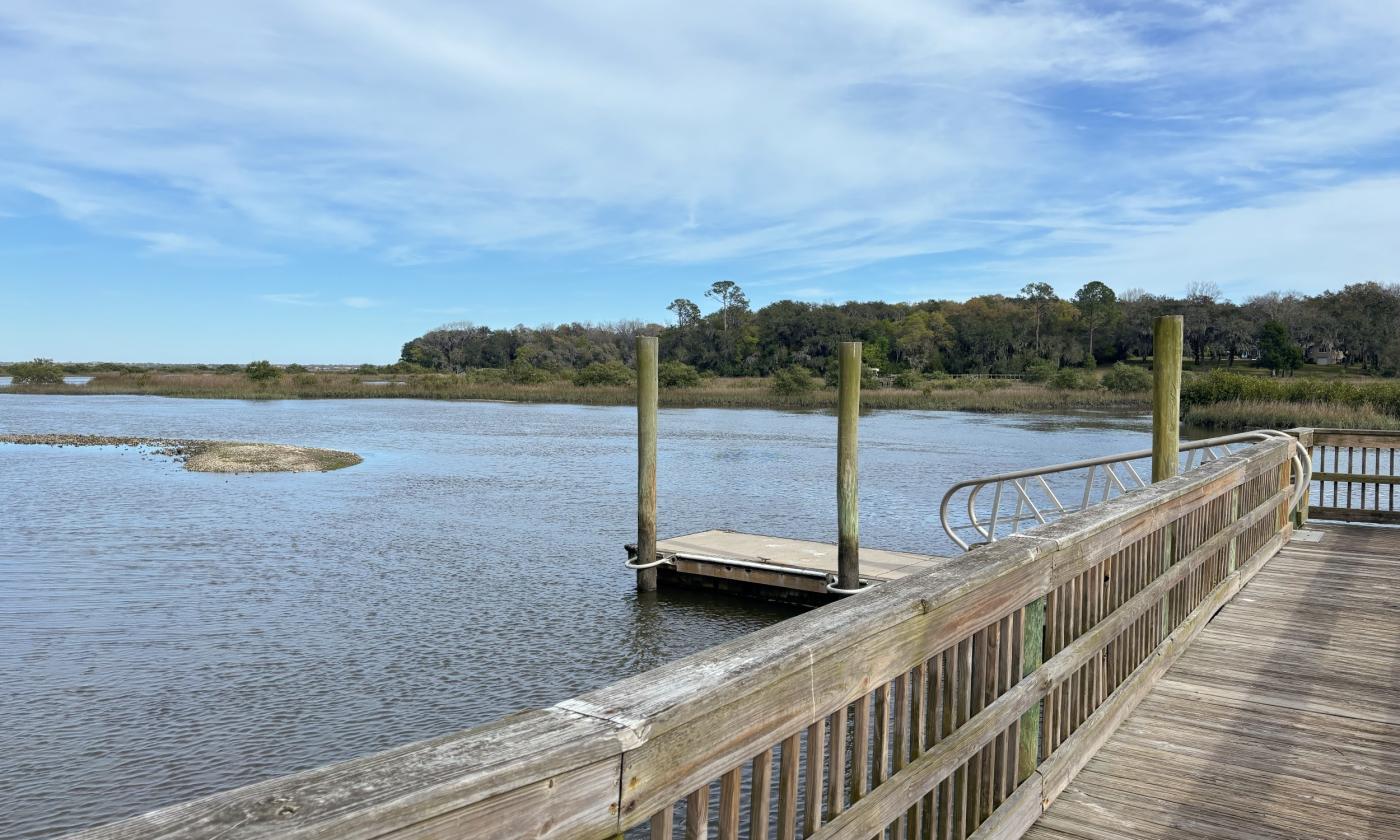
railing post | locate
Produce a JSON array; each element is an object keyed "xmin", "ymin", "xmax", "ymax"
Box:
[
  {"xmin": 1152, "ymin": 315, "xmax": 1183, "ymax": 483},
  {"xmin": 1152, "ymin": 316, "xmax": 1182, "ymax": 637},
  {"xmin": 636, "ymin": 335, "xmax": 659, "ymax": 592},
  {"xmin": 1017, "ymin": 596, "xmax": 1046, "ymax": 782},
  {"xmin": 837, "ymin": 341, "xmax": 862, "ymax": 591},
  {"xmin": 1290, "ymin": 427, "xmax": 1314, "ymax": 527}
]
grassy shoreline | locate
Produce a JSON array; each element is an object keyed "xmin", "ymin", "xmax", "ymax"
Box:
[
  {"xmin": 3, "ymin": 371, "xmax": 1154, "ymax": 413},
  {"xmin": 12, "ymin": 370, "xmax": 1400, "ymax": 433},
  {"xmin": 1183, "ymin": 400, "xmax": 1400, "ymax": 431},
  {"xmin": 2, "ymin": 375, "xmax": 1159, "ymax": 414}
]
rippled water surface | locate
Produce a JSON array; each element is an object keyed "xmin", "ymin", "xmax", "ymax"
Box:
[{"xmin": 0, "ymin": 396, "xmax": 1150, "ymax": 838}]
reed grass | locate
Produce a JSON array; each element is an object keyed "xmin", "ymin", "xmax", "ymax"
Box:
[
  {"xmin": 5, "ymin": 372, "xmax": 1152, "ymax": 413},
  {"xmin": 1184, "ymin": 399, "xmax": 1400, "ymax": 432},
  {"xmin": 1183, "ymin": 370, "xmax": 1400, "ymax": 416}
]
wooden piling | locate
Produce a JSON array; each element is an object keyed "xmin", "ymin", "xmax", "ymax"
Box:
[
  {"xmin": 1152, "ymin": 316, "xmax": 1183, "ymax": 483},
  {"xmin": 636, "ymin": 335, "xmax": 659, "ymax": 592},
  {"xmin": 837, "ymin": 341, "xmax": 862, "ymax": 591}
]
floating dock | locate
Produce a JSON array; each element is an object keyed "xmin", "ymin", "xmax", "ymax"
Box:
[{"xmin": 627, "ymin": 529, "xmax": 952, "ymax": 604}]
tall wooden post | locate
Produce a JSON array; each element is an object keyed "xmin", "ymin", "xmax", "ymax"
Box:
[
  {"xmin": 636, "ymin": 336, "xmax": 659, "ymax": 592},
  {"xmin": 1153, "ymin": 316, "xmax": 1183, "ymax": 636},
  {"xmin": 837, "ymin": 341, "xmax": 862, "ymax": 591},
  {"xmin": 1152, "ymin": 316, "xmax": 1183, "ymax": 483}
]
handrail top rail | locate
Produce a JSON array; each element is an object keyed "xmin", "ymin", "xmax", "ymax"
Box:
[{"xmin": 940, "ymin": 430, "xmax": 1294, "ymax": 494}]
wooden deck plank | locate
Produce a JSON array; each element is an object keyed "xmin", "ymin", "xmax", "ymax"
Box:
[
  {"xmin": 1030, "ymin": 522, "xmax": 1400, "ymax": 839},
  {"xmin": 646, "ymin": 530, "xmax": 955, "ymax": 602},
  {"xmin": 655, "ymin": 530, "xmax": 950, "ymax": 581}
]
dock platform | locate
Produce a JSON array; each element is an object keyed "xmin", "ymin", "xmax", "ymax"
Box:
[{"xmin": 628, "ymin": 529, "xmax": 953, "ymax": 604}]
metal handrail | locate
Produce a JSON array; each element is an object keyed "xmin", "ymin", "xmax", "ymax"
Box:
[{"xmin": 940, "ymin": 430, "xmax": 1311, "ymax": 551}]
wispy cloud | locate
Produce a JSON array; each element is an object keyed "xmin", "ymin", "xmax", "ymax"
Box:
[
  {"xmin": 340, "ymin": 296, "xmax": 380, "ymax": 309},
  {"xmin": 0, "ymin": 1, "xmax": 1398, "ymax": 295},
  {"xmin": 260, "ymin": 293, "xmax": 319, "ymax": 306},
  {"xmin": 136, "ymin": 231, "xmax": 279, "ymax": 263}
]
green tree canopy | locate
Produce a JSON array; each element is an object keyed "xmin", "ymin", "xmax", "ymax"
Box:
[
  {"xmin": 1257, "ymin": 320, "xmax": 1303, "ymax": 375},
  {"xmin": 245, "ymin": 360, "xmax": 280, "ymax": 381},
  {"xmin": 1073, "ymin": 281, "xmax": 1119, "ymax": 360},
  {"xmin": 9, "ymin": 358, "xmax": 64, "ymax": 384}
]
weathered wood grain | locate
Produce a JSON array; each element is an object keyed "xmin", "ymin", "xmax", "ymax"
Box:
[
  {"xmin": 1027, "ymin": 522, "xmax": 1397, "ymax": 840},
  {"xmin": 63, "ymin": 708, "xmax": 629, "ymax": 840}
]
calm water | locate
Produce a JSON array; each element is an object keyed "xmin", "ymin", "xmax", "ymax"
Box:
[{"xmin": 0, "ymin": 396, "xmax": 1150, "ymax": 838}]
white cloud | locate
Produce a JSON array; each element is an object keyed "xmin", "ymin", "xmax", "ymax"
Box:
[
  {"xmin": 340, "ymin": 296, "xmax": 379, "ymax": 309},
  {"xmin": 950, "ymin": 176, "xmax": 1400, "ymax": 297},
  {"xmin": 0, "ymin": 1, "xmax": 1397, "ymax": 295}
]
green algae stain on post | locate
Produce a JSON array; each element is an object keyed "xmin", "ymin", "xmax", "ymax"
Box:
[{"xmin": 1017, "ymin": 595, "xmax": 1046, "ymax": 783}]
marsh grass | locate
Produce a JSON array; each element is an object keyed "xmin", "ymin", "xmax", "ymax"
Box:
[
  {"xmin": 1184, "ymin": 399, "xmax": 1400, "ymax": 432},
  {"xmin": 6, "ymin": 371, "xmax": 1151, "ymax": 413}
]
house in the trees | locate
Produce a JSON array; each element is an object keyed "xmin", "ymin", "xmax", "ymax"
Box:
[{"xmin": 1309, "ymin": 347, "xmax": 1345, "ymax": 366}]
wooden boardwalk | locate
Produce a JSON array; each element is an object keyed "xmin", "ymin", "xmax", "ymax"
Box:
[{"xmin": 1027, "ymin": 522, "xmax": 1400, "ymax": 840}]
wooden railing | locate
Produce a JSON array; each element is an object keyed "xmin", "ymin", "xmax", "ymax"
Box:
[
  {"xmin": 1298, "ymin": 428, "xmax": 1400, "ymax": 525},
  {"xmin": 68, "ymin": 437, "xmax": 1300, "ymax": 840}
]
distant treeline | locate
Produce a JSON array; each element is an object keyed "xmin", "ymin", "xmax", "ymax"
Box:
[{"xmin": 400, "ymin": 281, "xmax": 1400, "ymax": 378}]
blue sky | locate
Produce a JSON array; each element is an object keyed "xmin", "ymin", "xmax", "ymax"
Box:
[{"xmin": 3, "ymin": 1, "xmax": 1399, "ymax": 363}]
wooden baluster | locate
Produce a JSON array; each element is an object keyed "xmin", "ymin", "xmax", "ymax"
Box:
[
  {"xmin": 997, "ymin": 612, "xmax": 1015, "ymax": 803},
  {"xmin": 651, "ymin": 805, "xmax": 675, "ymax": 840},
  {"xmin": 873, "ymin": 683, "xmax": 891, "ymax": 790},
  {"xmin": 966, "ymin": 628, "xmax": 989, "ymax": 833},
  {"xmin": 1016, "ymin": 598, "xmax": 1044, "ymax": 788},
  {"xmin": 978, "ymin": 624, "xmax": 998, "ymax": 823},
  {"xmin": 924, "ymin": 654, "xmax": 945, "ymax": 840},
  {"xmin": 905, "ymin": 662, "xmax": 927, "ymax": 838},
  {"xmin": 751, "ymin": 749, "xmax": 773, "ymax": 840},
  {"xmin": 805, "ymin": 719, "xmax": 825, "ymax": 836},
  {"xmin": 718, "ymin": 768, "xmax": 741, "ymax": 840},
  {"xmin": 777, "ymin": 734, "xmax": 799, "ymax": 840},
  {"xmin": 850, "ymin": 693, "xmax": 870, "ymax": 803},
  {"xmin": 953, "ymin": 637, "xmax": 973, "ymax": 840},
  {"xmin": 1347, "ymin": 446, "xmax": 1354, "ymax": 509},
  {"xmin": 937, "ymin": 647, "xmax": 958, "ymax": 840},
  {"xmin": 827, "ymin": 705, "xmax": 847, "ymax": 819},
  {"xmin": 686, "ymin": 784, "xmax": 709, "ymax": 840},
  {"xmin": 1040, "ymin": 592, "xmax": 1057, "ymax": 760},
  {"xmin": 892, "ymin": 671, "xmax": 910, "ymax": 838}
]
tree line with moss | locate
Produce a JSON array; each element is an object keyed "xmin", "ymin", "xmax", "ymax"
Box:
[{"xmin": 398, "ymin": 280, "xmax": 1400, "ymax": 381}]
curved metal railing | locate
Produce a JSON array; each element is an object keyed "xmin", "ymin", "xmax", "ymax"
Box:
[{"xmin": 940, "ymin": 430, "xmax": 1311, "ymax": 551}]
